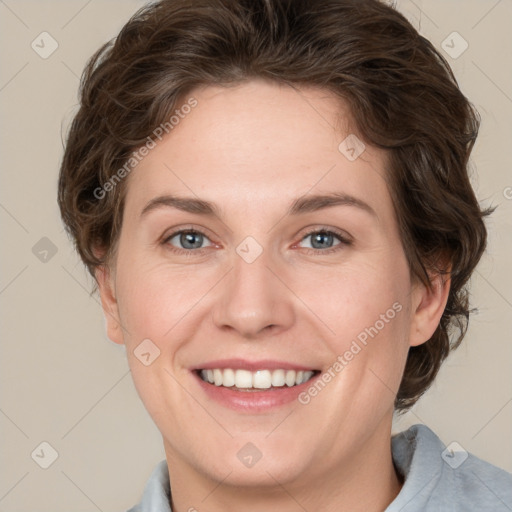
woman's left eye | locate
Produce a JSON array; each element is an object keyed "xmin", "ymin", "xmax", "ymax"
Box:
[{"xmin": 297, "ymin": 229, "xmax": 351, "ymax": 254}]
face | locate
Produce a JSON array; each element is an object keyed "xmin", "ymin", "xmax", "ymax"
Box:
[{"xmin": 97, "ymin": 79, "xmax": 447, "ymax": 490}]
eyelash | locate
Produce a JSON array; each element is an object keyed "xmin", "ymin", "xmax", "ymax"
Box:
[{"xmin": 161, "ymin": 226, "xmax": 352, "ymax": 257}]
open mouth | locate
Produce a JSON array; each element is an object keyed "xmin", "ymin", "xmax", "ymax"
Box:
[{"xmin": 196, "ymin": 368, "xmax": 320, "ymax": 391}]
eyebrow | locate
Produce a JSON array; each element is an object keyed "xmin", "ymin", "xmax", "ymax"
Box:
[{"xmin": 139, "ymin": 192, "xmax": 377, "ymax": 219}]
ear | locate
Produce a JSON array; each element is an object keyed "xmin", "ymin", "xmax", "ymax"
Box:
[
  {"xmin": 94, "ymin": 262, "xmax": 125, "ymax": 345},
  {"xmin": 409, "ymin": 269, "xmax": 451, "ymax": 347}
]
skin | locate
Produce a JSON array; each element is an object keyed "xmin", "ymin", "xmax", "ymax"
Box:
[{"xmin": 95, "ymin": 79, "xmax": 450, "ymax": 512}]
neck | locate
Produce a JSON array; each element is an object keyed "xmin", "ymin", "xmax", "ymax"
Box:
[{"xmin": 165, "ymin": 415, "xmax": 403, "ymax": 512}]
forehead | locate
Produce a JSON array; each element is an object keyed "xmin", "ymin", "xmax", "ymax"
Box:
[{"xmin": 123, "ymin": 80, "xmax": 391, "ymax": 219}]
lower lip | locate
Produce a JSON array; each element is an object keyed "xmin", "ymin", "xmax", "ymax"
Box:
[{"xmin": 193, "ymin": 371, "xmax": 320, "ymax": 412}]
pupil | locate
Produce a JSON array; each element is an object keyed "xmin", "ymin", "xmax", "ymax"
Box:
[
  {"xmin": 182, "ymin": 232, "xmax": 202, "ymax": 249},
  {"xmin": 312, "ymin": 231, "xmax": 332, "ymax": 249}
]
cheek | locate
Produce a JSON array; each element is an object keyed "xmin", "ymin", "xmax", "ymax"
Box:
[
  {"xmin": 315, "ymin": 256, "xmax": 413, "ymax": 389},
  {"xmin": 311, "ymin": 259, "xmax": 410, "ymax": 343},
  {"xmin": 115, "ymin": 253, "xmax": 205, "ymax": 345},
  {"xmin": 114, "ymin": 261, "xmax": 193, "ymax": 421}
]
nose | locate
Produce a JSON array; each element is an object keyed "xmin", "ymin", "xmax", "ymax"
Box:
[{"xmin": 211, "ymin": 246, "xmax": 295, "ymax": 339}]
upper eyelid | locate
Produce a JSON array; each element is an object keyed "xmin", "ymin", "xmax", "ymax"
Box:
[
  {"xmin": 162, "ymin": 224, "xmax": 214, "ymax": 241},
  {"xmin": 301, "ymin": 227, "xmax": 352, "ymax": 240}
]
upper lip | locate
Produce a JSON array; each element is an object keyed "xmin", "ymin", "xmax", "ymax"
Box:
[{"xmin": 192, "ymin": 359, "xmax": 318, "ymax": 372}]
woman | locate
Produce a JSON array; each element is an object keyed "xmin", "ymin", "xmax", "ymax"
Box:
[{"xmin": 57, "ymin": 0, "xmax": 512, "ymax": 510}]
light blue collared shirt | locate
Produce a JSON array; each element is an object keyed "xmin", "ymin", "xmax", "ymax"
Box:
[{"xmin": 127, "ymin": 424, "xmax": 512, "ymax": 511}]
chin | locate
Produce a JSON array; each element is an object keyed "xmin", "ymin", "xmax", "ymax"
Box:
[
  {"xmin": 209, "ymin": 454, "xmax": 309, "ymax": 489},
  {"xmin": 195, "ymin": 435, "xmax": 313, "ymax": 487}
]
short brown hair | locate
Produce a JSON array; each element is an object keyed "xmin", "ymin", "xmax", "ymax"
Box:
[{"xmin": 57, "ymin": 0, "xmax": 492, "ymax": 412}]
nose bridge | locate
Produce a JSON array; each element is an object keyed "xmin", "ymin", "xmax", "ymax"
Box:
[{"xmin": 212, "ymin": 237, "xmax": 294, "ymax": 337}]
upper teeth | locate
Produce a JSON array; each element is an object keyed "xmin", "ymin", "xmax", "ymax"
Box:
[{"xmin": 200, "ymin": 369, "xmax": 315, "ymax": 389}]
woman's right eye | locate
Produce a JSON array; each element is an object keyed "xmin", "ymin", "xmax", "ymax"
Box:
[{"xmin": 163, "ymin": 229, "xmax": 213, "ymax": 254}]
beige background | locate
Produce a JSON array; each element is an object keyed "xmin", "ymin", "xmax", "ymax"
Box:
[{"xmin": 0, "ymin": 0, "xmax": 511, "ymax": 510}]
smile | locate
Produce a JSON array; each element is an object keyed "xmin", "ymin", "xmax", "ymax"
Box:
[
  {"xmin": 198, "ymin": 368, "xmax": 318, "ymax": 390},
  {"xmin": 192, "ymin": 359, "xmax": 323, "ymax": 411}
]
